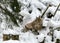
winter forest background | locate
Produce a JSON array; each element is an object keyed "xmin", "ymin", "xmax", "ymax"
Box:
[{"xmin": 0, "ymin": 0, "xmax": 60, "ymax": 43}]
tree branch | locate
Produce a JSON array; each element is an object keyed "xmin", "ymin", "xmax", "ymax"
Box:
[{"xmin": 0, "ymin": 5, "xmax": 19, "ymax": 26}]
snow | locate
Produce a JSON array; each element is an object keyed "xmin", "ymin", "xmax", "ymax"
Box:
[
  {"xmin": 0, "ymin": 0, "xmax": 60, "ymax": 43},
  {"xmin": 7, "ymin": 6, "xmax": 12, "ymax": 12},
  {"xmin": 45, "ymin": 35, "xmax": 53, "ymax": 43},
  {"xmin": 37, "ymin": 33, "xmax": 45, "ymax": 42},
  {"xmin": 41, "ymin": 0, "xmax": 60, "ymax": 6},
  {"xmin": 3, "ymin": 40, "xmax": 20, "ymax": 43},
  {"xmin": 3, "ymin": 29, "xmax": 19, "ymax": 35},
  {"xmin": 47, "ymin": 20, "xmax": 60, "ymax": 28},
  {"xmin": 20, "ymin": 8, "xmax": 29, "ymax": 16},
  {"xmin": 31, "ymin": 0, "xmax": 46, "ymax": 9},
  {"xmin": 54, "ymin": 30, "xmax": 60, "ymax": 39}
]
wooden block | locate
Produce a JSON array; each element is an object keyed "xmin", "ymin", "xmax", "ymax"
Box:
[
  {"xmin": 3, "ymin": 34, "xmax": 10, "ymax": 41},
  {"xmin": 12, "ymin": 35, "xmax": 19, "ymax": 40}
]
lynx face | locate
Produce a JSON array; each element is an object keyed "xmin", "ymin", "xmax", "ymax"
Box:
[{"xmin": 23, "ymin": 16, "xmax": 42, "ymax": 32}]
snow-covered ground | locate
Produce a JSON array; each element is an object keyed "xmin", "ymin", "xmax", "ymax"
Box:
[{"xmin": 0, "ymin": 0, "xmax": 60, "ymax": 43}]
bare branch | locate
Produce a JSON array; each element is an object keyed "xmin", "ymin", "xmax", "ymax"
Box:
[
  {"xmin": 53, "ymin": 4, "xmax": 60, "ymax": 17},
  {"xmin": 41, "ymin": 4, "xmax": 51, "ymax": 18},
  {"xmin": 0, "ymin": 5, "xmax": 19, "ymax": 26}
]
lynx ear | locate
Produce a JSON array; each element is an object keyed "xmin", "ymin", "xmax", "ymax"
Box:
[
  {"xmin": 36, "ymin": 17, "xmax": 38, "ymax": 20},
  {"xmin": 37, "ymin": 16, "xmax": 41, "ymax": 19},
  {"xmin": 36, "ymin": 16, "xmax": 40, "ymax": 21}
]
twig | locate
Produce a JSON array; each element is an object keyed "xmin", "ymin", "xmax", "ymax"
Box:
[
  {"xmin": 0, "ymin": 5, "xmax": 19, "ymax": 26},
  {"xmin": 53, "ymin": 4, "xmax": 60, "ymax": 17},
  {"xmin": 41, "ymin": 4, "xmax": 50, "ymax": 18}
]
